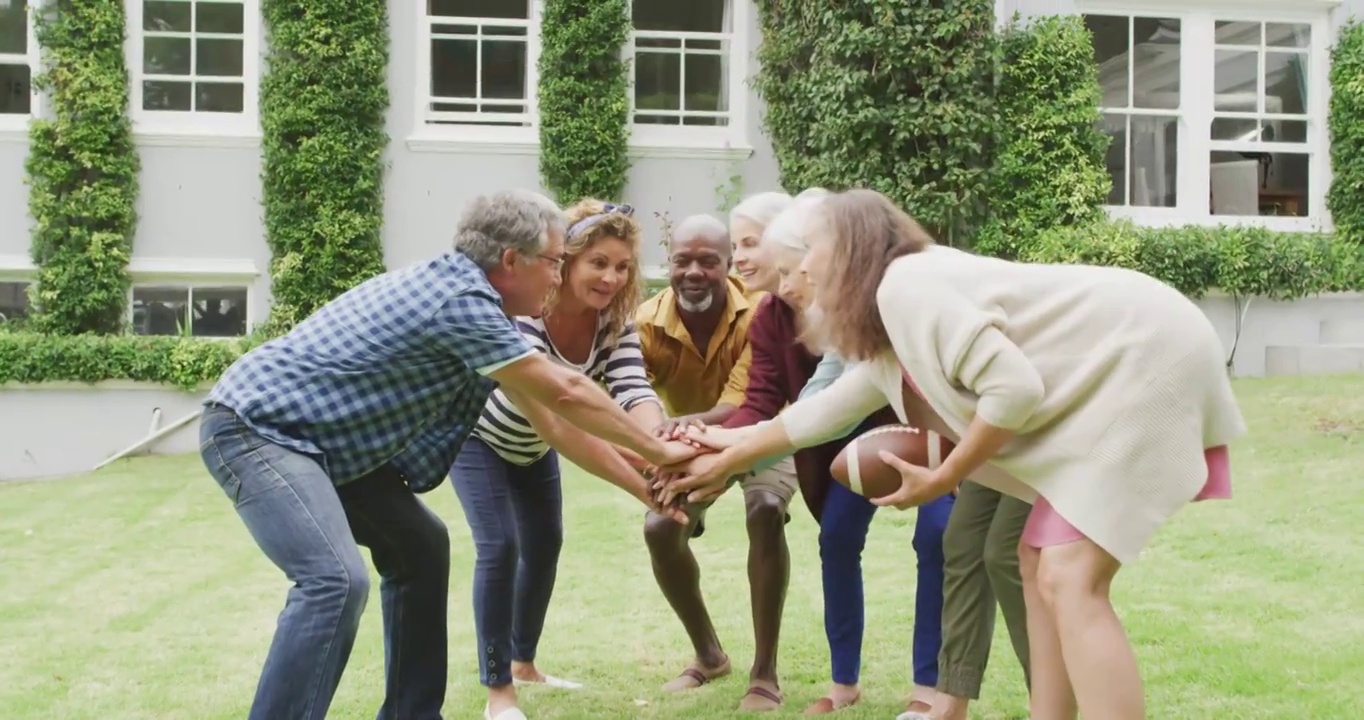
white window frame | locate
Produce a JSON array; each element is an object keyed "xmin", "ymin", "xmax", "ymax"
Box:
[
  {"xmin": 1079, "ymin": 0, "xmax": 1335, "ymax": 232},
  {"xmin": 408, "ymin": 0, "xmax": 543, "ymax": 151},
  {"xmin": 126, "ymin": 257, "xmax": 259, "ymax": 338},
  {"xmin": 125, "ymin": 0, "xmax": 263, "ymax": 140},
  {"xmin": 625, "ymin": 0, "xmax": 752, "ymax": 156},
  {"xmin": 0, "ymin": 0, "xmax": 40, "ymax": 137}
]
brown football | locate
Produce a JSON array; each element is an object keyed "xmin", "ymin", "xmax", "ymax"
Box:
[{"xmin": 830, "ymin": 425, "xmax": 956, "ymax": 499}]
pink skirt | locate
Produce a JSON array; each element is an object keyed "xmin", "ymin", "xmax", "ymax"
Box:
[{"xmin": 899, "ymin": 366, "xmax": 1232, "ymax": 550}]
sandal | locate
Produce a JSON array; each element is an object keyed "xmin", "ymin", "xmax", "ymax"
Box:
[
  {"xmin": 896, "ymin": 699, "xmax": 935, "ymax": 720},
  {"xmin": 661, "ymin": 658, "xmax": 731, "ymax": 692},
  {"xmin": 738, "ymin": 684, "xmax": 783, "ymax": 712},
  {"xmin": 804, "ymin": 689, "xmax": 862, "ymax": 715}
]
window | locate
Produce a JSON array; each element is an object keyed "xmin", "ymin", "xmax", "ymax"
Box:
[
  {"xmin": 131, "ymin": 285, "xmax": 248, "ymax": 337},
  {"xmin": 127, "ymin": 0, "xmax": 259, "ymax": 133},
  {"xmin": 1083, "ymin": 6, "xmax": 1327, "ymax": 227},
  {"xmin": 418, "ymin": 0, "xmax": 537, "ymax": 129},
  {"xmin": 629, "ymin": 0, "xmax": 747, "ymax": 148},
  {"xmin": 0, "ymin": 280, "xmax": 29, "ymax": 323},
  {"xmin": 0, "ymin": 0, "xmax": 35, "ymax": 126}
]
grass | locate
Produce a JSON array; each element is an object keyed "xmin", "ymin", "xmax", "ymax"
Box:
[{"xmin": 1, "ymin": 375, "xmax": 1362, "ymax": 719}]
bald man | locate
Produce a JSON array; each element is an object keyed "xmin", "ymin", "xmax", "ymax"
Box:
[{"xmin": 635, "ymin": 214, "xmax": 798, "ymax": 711}]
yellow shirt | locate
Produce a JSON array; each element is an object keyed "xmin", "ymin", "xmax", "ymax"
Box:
[{"xmin": 635, "ymin": 276, "xmax": 762, "ymax": 416}]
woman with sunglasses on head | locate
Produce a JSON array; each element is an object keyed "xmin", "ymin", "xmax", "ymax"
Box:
[{"xmin": 449, "ymin": 200, "xmax": 667, "ymax": 720}]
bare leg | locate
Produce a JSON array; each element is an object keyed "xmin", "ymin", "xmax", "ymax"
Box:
[
  {"xmin": 742, "ymin": 490, "xmax": 789, "ymax": 711},
  {"xmin": 1038, "ymin": 540, "xmax": 1145, "ymax": 720},
  {"xmin": 643, "ymin": 511, "xmax": 730, "ymax": 690},
  {"xmin": 1019, "ymin": 543, "xmax": 1077, "ymax": 720}
]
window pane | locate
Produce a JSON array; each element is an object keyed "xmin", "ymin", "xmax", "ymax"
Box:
[
  {"xmin": 1214, "ymin": 21, "xmax": 1260, "ymax": 45},
  {"xmin": 1130, "ymin": 115, "xmax": 1178, "ymax": 207},
  {"xmin": 633, "ymin": 0, "xmax": 728, "ymax": 33},
  {"xmin": 197, "ymin": 81, "xmax": 243, "ymax": 112},
  {"xmin": 1100, "ymin": 113, "xmax": 1128, "ymax": 205},
  {"xmin": 144, "ymin": 80, "xmax": 192, "ymax": 110},
  {"xmin": 1266, "ymin": 23, "xmax": 1310, "ymax": 49},
  {"xmin": 145, "ymin": 37, "xmax": 192, "ymax": 75},
  {"xmin": 1131, "ymin": 18, "xmax": 1179, "ymax": 110},
  {"xmin": 196, "ymin": 2, "xmax": 244, "ymax": 34},
  {"xmin": 635, "ymin": 52, "xmax": 680, "ymax": 111},
  {"xmin": 1086, "ymin": 15, "xmax": 1130, "ymax": 108},
  {"xmin": 0, "ymin": 281, "xmax": 30, "ymax": 323},
  {"xmin": 1265, "ymin": 52, "xmax": 1308, "ymax": 115},
  {"xmin": 1214, "ymin": 49, "xmax": 1257, "ymax": 111},
  {"xmin": 133, "ymin": 287, "xmax": 190, "ymax": 336},
  {"xmin": 192, "ymin": 287, "xmax": 248, "ymax": 337},
  {"xmin": 1210, "ymin": 151, "xmax": 1308, "ymax": 217},
  {"xmin": 144, "ymin": 0, "xmax": 191, "ymax": 32},
  {"xmin": 0, "ymin": 63, "xmax": 31, "ymax": 114},
  {"xmin": 0, "ymin": 0, "xmax": 28, "ymax": 54},
  {"xmin": 429, "ymin": 0, "xmax": 528, "ymax": 20},
  {"xmin": 1211, "ymin": 116, "xmax": 1259, "ymax": 141},
  {"xmin": 481, "ymin": 40, "xmax": 527, "ymax": 100},
  {"xmin": 196, "ymin": 38, "xmax": 243, "ymax": 77},
  {"xmin": 431, "ymin": 38, "xmax": 476, "ymax": 99},
  {"xmin": 683, "ymin": 53, "xmax": 724, "ymax": 113}
]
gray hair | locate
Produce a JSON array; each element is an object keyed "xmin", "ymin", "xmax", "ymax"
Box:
[
  {"xmin": 794, "ymin": 187, "xmax": 831, "ymax": 201},
  {"xmin": 453, "ymin": 189, "xmax": 567, "ymax": 269},
  {"xmin": 763, "ymin": 194, "xmax": 827, "ymax": 253},
  {"xmin": 729, "ymin": 191, "xmax": 793, "ymax": 230}
]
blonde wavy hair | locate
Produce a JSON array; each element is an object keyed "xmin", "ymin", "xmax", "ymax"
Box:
[{"xmin": 541, "ymin": 198, "xmax": 643, "ymax": 340}]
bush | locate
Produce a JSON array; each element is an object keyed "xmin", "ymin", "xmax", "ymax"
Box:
[
  {"xmin": 0, "ymin": 332, "xmax": 244, "ymax": 390},
  {"xmin": 1023, "ymin": 220, "xmax": 1364, "ymax": 300},
  {"xmin": 754, "ymin": 0, "xmax": 997, "ymax": 241},
  {"xmin": 24, "ymin": 0, "xmax": 139, "ymax": 335},
  {"xmin": 975, "ymin": 15, "xmax": 1110, "ymax": 258},
  {"xmin": 538, "ymin": 0, "xmax": 631, "ymax": 204},
  {"xmin": 1329, "ymin": 20, "xmax": 1364, "ymax": 245},
  {"xmin": 259, "ymin": 0, "xmax": 390, "ymax": 333}
]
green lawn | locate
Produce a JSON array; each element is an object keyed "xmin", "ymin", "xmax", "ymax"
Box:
[{"xmin": 1, "ymin": 375, "xmax": 1362, "ymax": 719}]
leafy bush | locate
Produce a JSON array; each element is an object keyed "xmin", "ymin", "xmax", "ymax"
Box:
[
  {"xmin": 975, "ymin": 15, "xmax": 1111, "ymax": 258},
  {"xmin": 538, "ymin": 0, "xmax": 631, "ymax": 204},
  {"xmin": 24, "ymin": 0, "xmax": 139, "ymax": 335},
  {"xmin": 1024, "ymin": 221, "xmax": 1364, "ymax": 299},
  {"xmin": 1329, "ymin": 20, "xmax": 1364, "ymax": 245},
  {"xmin": 754, "ymin": 0, "xmax": 997, "ymax": 241},
  {"xmin": 259, "ymin": 0, "xmax": 390, "ymax": 333},
  {"xmin": 0, "ymin": 332, "xmax": 244, "ymax": 390}
]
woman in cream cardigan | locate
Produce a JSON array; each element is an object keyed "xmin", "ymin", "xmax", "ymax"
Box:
[{"xmin": 657, "ymin": 188, "xmax": 1246, "ymax": 720}]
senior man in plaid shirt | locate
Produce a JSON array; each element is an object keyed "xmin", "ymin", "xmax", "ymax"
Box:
[{"xmin": 198, "ymin": 189, "xmax": 699, "ymax": 720}]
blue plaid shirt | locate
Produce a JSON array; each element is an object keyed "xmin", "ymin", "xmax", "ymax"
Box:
[{"xmin": 206, "ymin": 252, "xmax": 535, "ymax": 492}]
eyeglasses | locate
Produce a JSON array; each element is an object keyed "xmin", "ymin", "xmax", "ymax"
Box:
[{"xmin": 538, "ymin": 253, "xmax": 565, "ymax": 271}]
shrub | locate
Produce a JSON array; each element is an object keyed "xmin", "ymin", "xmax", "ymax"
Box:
[
  {"xmin": 538, "ymin": 0, "xmax": 631, "ymax": 204},
  {"xmin": 975, "ymin": 15, "xmax": 1111, "ymax": 258},
  {"xmin": 1023, "ymin": 221, "xmax": 1363, "ymax": 300},
  {"xmin": 754, "ymin": 0, "xmax": 998, "ymax": 241},
  {"xmin": 24, "ymin": 0, "xmax": 139, "ymax": 335},
  {"xmin": 259, "ymin": 0, "xmax": 391, "ymax": 333},
  {"xmin": 0, "ymin": 332, "xmax": 244, "ymax": 390},
  {"xmin": 1329, "ymin": 20, "xmax": 1364, "ymax": 245}
]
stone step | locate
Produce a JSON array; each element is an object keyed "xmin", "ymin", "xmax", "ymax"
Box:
[
  {"xmin": 1264, "ymin": 344, "xmax": 1364, "ymax": 377},
  {"xmin": 1320, "ymin": 318, "xmax": 1364, "ymax": 344}
]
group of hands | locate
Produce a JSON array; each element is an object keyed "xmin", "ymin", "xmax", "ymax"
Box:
[{"xmin": 635, "ymin": 415, "xmax": 747, "ymax": 523}]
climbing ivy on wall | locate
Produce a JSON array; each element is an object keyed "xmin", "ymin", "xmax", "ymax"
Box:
[
  {"xmin": 259, "ymin": 0, "xmax": 390, "ymax": 333},
  {"xmin": 537, "ymin": 0, "xmax": 631, "ymax": 204},
  {"xmin": 1328, "ymin": 20, "xmax": 1364, "ymax": 245},
  {"xmin": 24, "ymin": 0, "xmax": 139, "ymax": 335}
]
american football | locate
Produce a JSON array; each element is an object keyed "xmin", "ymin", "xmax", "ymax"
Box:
[{"xmin": 830, "ymin": 425, "xmax": 955, "ymax": 499}]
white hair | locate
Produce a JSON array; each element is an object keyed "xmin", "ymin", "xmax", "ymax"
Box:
[
  {"xmin": 729, "ymin": 191, "xmax": 794, "ymax": 230},
  {"xmin": 794, "ymin": 187, "xmax": 831, "ymax": 201},
  {"xmin": 763, "ymin": 194, "xmax": 827, "ymax": 253}
]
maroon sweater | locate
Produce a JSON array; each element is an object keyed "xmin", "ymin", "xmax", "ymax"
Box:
[{"xmin": 722, "ymin": 295, "xmax": 896, "ymax": 521}]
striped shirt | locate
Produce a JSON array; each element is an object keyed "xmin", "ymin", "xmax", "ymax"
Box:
[{"xmin": 473, "ymin": 315, "xmax": 661, "ymax": 464}]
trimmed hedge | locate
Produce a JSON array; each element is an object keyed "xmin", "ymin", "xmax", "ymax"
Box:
[
  {"xmin": 976, "ymin": 15, "xmax": 1110, "ymax": 258},
  {"xmin": 537, "ymin": 0, "xmax": 631, "ymax": 204},
  {"xmin": 24, "ymin": 0, "xmax": 139, "ymax": 335},
  {"xmin": 1329, "ymin": 20, "xmax": 1364, "ymax": 245},
  {"xmin": 0, "ymin": 332, "xmax": 244, "ymax": 390},
  {"xmin": 1024, "ymin": 221, "xmax": 1364, "ymax": 300},
  {"xmin": 753, "ymin": 0, "xmax": 997, "ymax": 241},
  {"xmin": 259, "ymin": 0, "xmax": 391, "ymax": 333}
]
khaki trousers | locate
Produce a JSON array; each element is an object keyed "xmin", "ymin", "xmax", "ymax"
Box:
[{"xmin": 935, "ymin": 480, "xmax": 1033, "ymax": 699}]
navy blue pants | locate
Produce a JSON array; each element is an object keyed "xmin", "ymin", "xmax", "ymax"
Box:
[{"xmin": 820, "ymin": 481, "xmax": 955, "ymax": 686}]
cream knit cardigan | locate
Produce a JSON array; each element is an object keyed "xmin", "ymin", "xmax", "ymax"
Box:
[{"xmin": 780, "ymin": 246, "xmax": 1247, "ymax": 563}]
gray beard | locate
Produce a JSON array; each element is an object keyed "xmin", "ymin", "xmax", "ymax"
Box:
[{"xmin": 677, "ymin": 291, "xmax": 714, "ymax": 313}]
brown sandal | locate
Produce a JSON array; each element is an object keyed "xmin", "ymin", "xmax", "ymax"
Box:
[
  {"xmin": 738, "ymin": 684, "xmax": 783, "ymax": 712},
  {"xmin": 661, "ymin": 659, "xmax": 731, "ymax": 692},
  {"xmin": 804, "ymin": 690, "xmax": 862, "ymax": 715}
]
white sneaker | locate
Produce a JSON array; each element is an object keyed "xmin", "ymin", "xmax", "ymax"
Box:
[
  {"xmin": 513, "ymin": 674, "xmax": 583, "ymax": 690},
  {"xmin": 483, "ymin": 704, "xmax": 529, "ymax": 720},
  {"xmin": 895, "ymin": 712, "xmax": 933, "ymax": 720}
]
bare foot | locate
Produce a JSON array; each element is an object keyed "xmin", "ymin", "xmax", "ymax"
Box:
[
  {"xmin": 931, "ymin": 694, "xmax": 969, "ymax": 720},
  {"xmin": 661, "ymin": 654, "xmax": 732, "ymax": 692},
  {"xmin": 803, "ymin": 683, "xmax": 861, "ymax": 715}
]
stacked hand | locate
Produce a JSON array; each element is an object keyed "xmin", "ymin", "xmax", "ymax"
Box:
[{"xmin": 645, "ymin": 419, "xmax": 741, "ymax": 510}]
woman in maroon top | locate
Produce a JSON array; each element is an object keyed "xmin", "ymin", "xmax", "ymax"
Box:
[{"xmin": 709, "ymin": 192, "xmax": 954, "ymax": 715}]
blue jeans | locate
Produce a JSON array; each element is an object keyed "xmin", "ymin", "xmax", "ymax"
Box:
[
  {"xmin": 450, "ymin": 437, "xmax": 564, "ymax": 688},
  {"xmin": 820, "ymin": 481, "xmax": 954, "ymax": 686},
  {"xmin": 199, "ymin": 403, "xmax": 450, "ymax": 720}
]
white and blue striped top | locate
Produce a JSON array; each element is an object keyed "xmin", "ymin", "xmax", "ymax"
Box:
[{"xmin": 473, "ymin": 315, "xmax": 661, "ymax": 465}]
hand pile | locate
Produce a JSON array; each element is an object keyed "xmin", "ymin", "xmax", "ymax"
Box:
[{"xmin": 642, "ymin": 416, "xmax": 747, "ymax": 522}]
